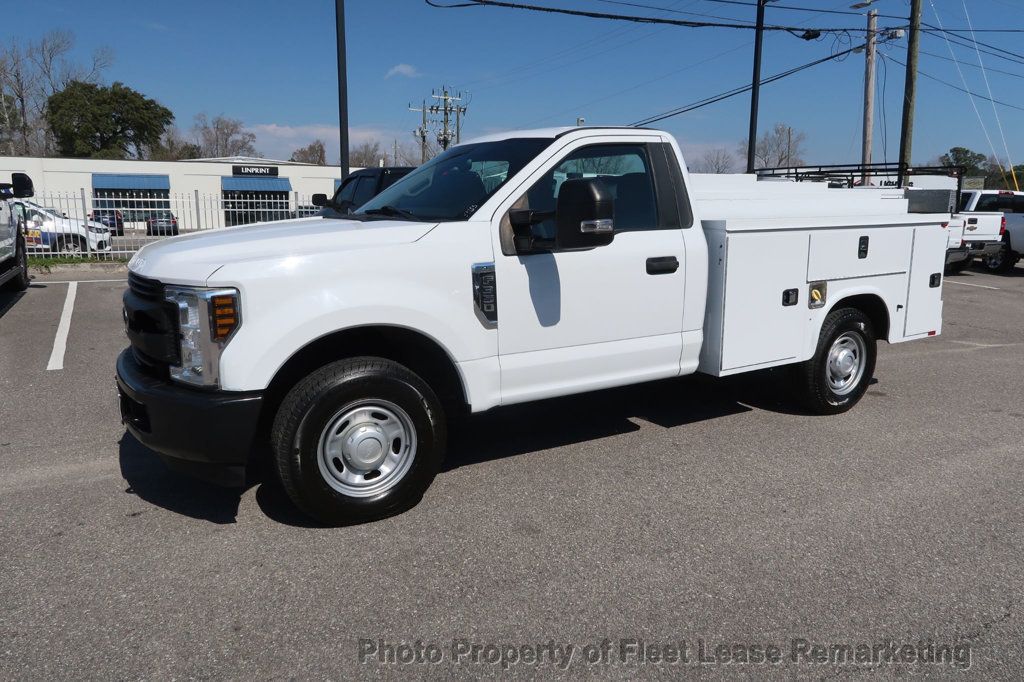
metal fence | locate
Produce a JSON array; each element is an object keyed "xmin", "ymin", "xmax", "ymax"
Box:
[{"xmin": 19, "ymin": 190, "xmax": 323, "ymax": 259}]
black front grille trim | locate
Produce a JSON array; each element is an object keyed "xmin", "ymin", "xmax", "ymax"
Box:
[{"xmin": 128, "ymin": 272, "xmax": 164, "ymax": 300}]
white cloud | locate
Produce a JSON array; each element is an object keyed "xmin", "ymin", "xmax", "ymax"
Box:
[{"xmin": 385, "ymin": 63, "xmax": 420, "ymax": 79}]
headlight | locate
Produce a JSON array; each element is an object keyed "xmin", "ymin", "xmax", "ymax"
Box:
[
  {"xmin": 87, "ymin": 225, "xmax": 107, "ymax": 234},
  {"xmin": 163, "ymin": 286, "xmax": 241, "ymax": 387}
]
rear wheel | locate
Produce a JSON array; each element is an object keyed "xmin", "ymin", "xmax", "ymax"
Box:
[
  {"xmin": 1, "ymin": 237, "xmax": 29, "ymax": 292},
  {"xmin": 983, "ymin": 242, "xmax": 1016, "ymax": 274},
  {"xmin": 270, "ymin": 357, "xmax": 445, "ymax": 525},
  {"xmin": 794, "ymin": 307, "xmax": 877, "ymax": 415}
]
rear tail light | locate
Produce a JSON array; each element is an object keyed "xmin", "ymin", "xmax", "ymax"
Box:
[{"xmin": 1000, "ymin": 216, "xmax": 1006, "ymax": 236}]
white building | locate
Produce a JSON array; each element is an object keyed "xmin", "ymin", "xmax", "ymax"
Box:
[{"xmin": 0, "ymin": 155, "xmax": 352, "ymax": 230}]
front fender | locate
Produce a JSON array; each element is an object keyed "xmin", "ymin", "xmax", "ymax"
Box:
[{"xmin": 210, "ymin": 233, "xmax": 497, "ymax": 392}]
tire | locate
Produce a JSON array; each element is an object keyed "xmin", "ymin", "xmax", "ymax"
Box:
[
  {"xmin": 270, "ymin": 357, "xmax": 446, "ymax": 525},
  {"xmin": 794, "ymin": 307, "xmax": 877, "ymax": 415},
  {"xmin": 1, "ymin": 237, "xmax": 29, "ymax": 292},
  {"xmin": 54, "ymin": 235, "xmax": 84, "ymax": 254},
  {"xmin": 983, "ymin": 242, "xmax": 1016, "ymax": 274}
]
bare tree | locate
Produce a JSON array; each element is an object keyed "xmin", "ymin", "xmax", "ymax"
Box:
[
  {"xmin": 0, "ymin": 30, "xmax": 112, "ymax": 156},
  {"xmin": 350, "ymin": 139, "xmax": 384, "ymax": 167},
  {"xmin": 290, "ymin": 139, "xmax": 327, "ymax": 165},
  {"xmin": 739, "ymin": 122, "xmax": 807, "ymax": 169},
  {"xmin": 147, "ymin": 126, "xmax": 202, "ymax": 160},
  {"xmin": 193, "ymin": 114, "xmax": 258, "ymax": 158},
  {"xmin": 695, "ymin": 148, "xmax": 736, "ymax": 174}
]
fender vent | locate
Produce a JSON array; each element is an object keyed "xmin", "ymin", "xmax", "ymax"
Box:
[{"xmin": 472, "ymin": 263, "xmax": 497, "ymax": 327}]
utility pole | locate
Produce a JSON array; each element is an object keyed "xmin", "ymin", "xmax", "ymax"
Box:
[
  {"xmin": 429, "ymin": 87, "xmax": 467, "ymax": 151},
  {"xmin": 897, "ymin": 0, "xmax": 922, "ymax": 187},
  {"xmin": 393, "ymin": 139, "xmax": 399, "ymax": 166},
  {"xmin": 861, "ymin": 9, "xmax": 877, "ymax": 185},
  {"xmin": 746, "ymin": 0, "xmax": 768, "ymax": 173},
  {"xmin": 409, "ymin": 100, "xmax": 429, "ymax": 164},
  {"xmin": 335, "ymin": 0, "xmax": 349, "ymax": 180}
]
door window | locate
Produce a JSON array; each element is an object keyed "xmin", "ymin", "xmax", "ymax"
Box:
[{"xmin": 518, "ymin": 144, "xmax": 658, "ymax": 243}]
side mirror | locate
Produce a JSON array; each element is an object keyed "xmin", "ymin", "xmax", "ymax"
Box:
[
  {"xmin": 12, "ymin": 173, "xmax": 33, "ymax": 198},
  {"xmin": 311, "ymin": 193, "xmax": 328, "ymax": 207},
  {"xmin": 555, "ymin": 177, "xmax": 614, "ymax": 250}
]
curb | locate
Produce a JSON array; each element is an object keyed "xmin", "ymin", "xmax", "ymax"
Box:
[{"xmin": 30, "ymin": 262, "xmax": 129, "ymax": 274}]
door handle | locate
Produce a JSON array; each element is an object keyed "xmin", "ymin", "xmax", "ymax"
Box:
[{"xmin": 646, "ymin": 256, "xmax": 679, "ymax": 275}]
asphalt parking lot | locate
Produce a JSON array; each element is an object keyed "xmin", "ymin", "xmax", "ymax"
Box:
[{"xmin": 1, "ymin": 264, "xmax": 1022, "ymax": 679}]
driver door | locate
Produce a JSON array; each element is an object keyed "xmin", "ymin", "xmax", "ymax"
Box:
[{"xmin": 490, "ymin": 135, "xmax": 688, "ymax": 404}]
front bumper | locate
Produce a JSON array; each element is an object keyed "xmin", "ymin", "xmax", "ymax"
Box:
[{"xmin": 115, "ymin": 348, "xmax": 263, "ymax": 486}]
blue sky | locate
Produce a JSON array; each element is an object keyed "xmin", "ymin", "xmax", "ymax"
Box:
[{"xmin": 10, "ymin": 0, "xmax": 1024, "ymax": 167}]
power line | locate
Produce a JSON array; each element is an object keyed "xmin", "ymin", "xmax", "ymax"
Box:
[
  {"xmin": 962, "ymin": 0, "xmax": 1017, "ymax": 190},
  {"xmin": 926, "ymin": 0, "xmax": 1005, "ymax": 186},
  {"xmin": 918, "ymin": 48, "xmax": 1024, "ymax": 79},
  {"xmin": 630, "ymin": 41, "xmax": 868, "ymax": 126},
  {"xmin": 879, "ymin": 53, "xmax": 1024, "ymax": 113},
  {"xmin": 639, "ymin": 0, "xmax": 908, "ymax": 20},
  {"xmin": 920, "ymin": 30, "xmax": 1024, "ymax": 67},
  {"xmin": 922, "ymin": 24, "xmax": 1024, "ymax": 62},
  {"xmin": 427, "ymin": 0, "xmax": 901, "ymax": 34}
]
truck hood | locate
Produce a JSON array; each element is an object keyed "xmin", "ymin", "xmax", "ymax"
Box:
[{"xmin": 128, "ymin": 217, "xmax": 436, "ymax": 284}]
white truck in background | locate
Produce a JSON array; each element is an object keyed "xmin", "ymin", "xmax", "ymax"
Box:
[
  {"xmin": 958, "ymin": 189, "xmax": 1023, "ymax": 273},
  {"xmin": 0, "ymin": 173, "xmax": 33, "ymax": 293},
  {"xmin": 116, "ymin": 127, "xmax": 951, "ymax": 525}
]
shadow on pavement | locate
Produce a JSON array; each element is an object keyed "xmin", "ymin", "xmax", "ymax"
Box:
[
  {"xmin": 0, "ymin": 290, "xmax": 25, "ymax": 318},
  {"xmin": 119, "ymin": 368, "xmax": 815, "ymax": 524},
  {"xmin": 444, "ymin": 370, "xmax": 804, "ymax": 471},
  {"xmin": 119, "ymin": 433, "xmax": 247, "ymax": 524}
]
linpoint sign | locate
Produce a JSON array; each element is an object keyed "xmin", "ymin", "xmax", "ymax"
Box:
[{"xmin": 232, "ymin": 165, "xmax": 279, "ymax": 177}]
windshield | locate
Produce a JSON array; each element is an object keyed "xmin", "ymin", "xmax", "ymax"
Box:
[{"xmin": 355, "ymin": 138, "xmax": 550, "ymax": 221}]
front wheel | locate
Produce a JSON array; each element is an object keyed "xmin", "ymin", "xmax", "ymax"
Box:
[
  {"xmin": 270, "ymin": 357, "xmax": 446, "ymax": 525},
  {"xmin": 794, "ymin": 307, "xmax": 877, "ymax": 415}
]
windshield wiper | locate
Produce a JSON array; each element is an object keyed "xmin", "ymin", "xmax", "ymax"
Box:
[{"xmin": 362, "ymin": 205, "xmax": 421, "ymax": 221}]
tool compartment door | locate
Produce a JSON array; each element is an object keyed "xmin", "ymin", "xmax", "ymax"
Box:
[
  {"xmin": 806, "ymin": 226, "xmax": 913, "ymax": 281},
  {"xmin": 904, "ymin": 225, "xmax": 947, "ymax": 337},
  {"xmin": 720, "ymin": 231, "xmax": 809, "ymax": 372}
]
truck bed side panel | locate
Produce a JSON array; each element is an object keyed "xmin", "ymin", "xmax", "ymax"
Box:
[{"xmin": 715, "ymin": 230, "xmax": 810, "ymax": 373}]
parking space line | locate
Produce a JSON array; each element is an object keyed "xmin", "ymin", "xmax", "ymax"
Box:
[
  {"xmin": 945, "ymin": 280, "xmax": 1000, "ymax": 290},
  {"xmin": 46, "ymin": 282, "xmax": 78, "ymax": 371},
  {"xmin": 35, "ymin": 278, "xmax": 126, "ymax": 285}
]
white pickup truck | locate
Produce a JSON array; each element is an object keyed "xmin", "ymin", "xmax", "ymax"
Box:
[
  {"xmin": 0, "ymin": 173, "xmax": 34, "ymax": 293},
  {"xmin": 958, "ymin": 189, "xmax": 1022, "ymax": 273},
  {"xmin": 117, "ymin": 127, "xmax": 950, "ymax": 524}
]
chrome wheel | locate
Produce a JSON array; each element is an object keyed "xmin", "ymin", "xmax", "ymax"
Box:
[
  {"xmin": 826, "ymin": 331, "xmax": 866, "ymax": 396},
  {"xmin": 316, "ymin": 400, "xmax": 417, "ymax": 498}
]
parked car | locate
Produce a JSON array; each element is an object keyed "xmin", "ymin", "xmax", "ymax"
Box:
[
  {"xmin": 0, "ymin": 173, "xmax": 33, "ymax": 292},
  {"xmin": 14, "ymin": 200, "xmax": 111, "ymax": 254},
  {"xmin": 118, "ymin": 127, "xmax": 950, "ymax": 524},
  {"xmin": 958, "ymin": 189, "xmax": 1023, "ymax": 273},
  {"xmin": 90, "ymin": 209, "xmax": 125, "ymax": 236},
  {"xmin": 312, "ymin": 167, "xmax": 414, "ymax": 216},
  {"xmin": 144, "ymin": 210, "xmax": 178, "ymax": 236}
]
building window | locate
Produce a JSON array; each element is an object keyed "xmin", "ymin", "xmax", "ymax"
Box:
[{"xmin": 93, "ymin": 189, "xmax": 171, "ymax": 223}]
